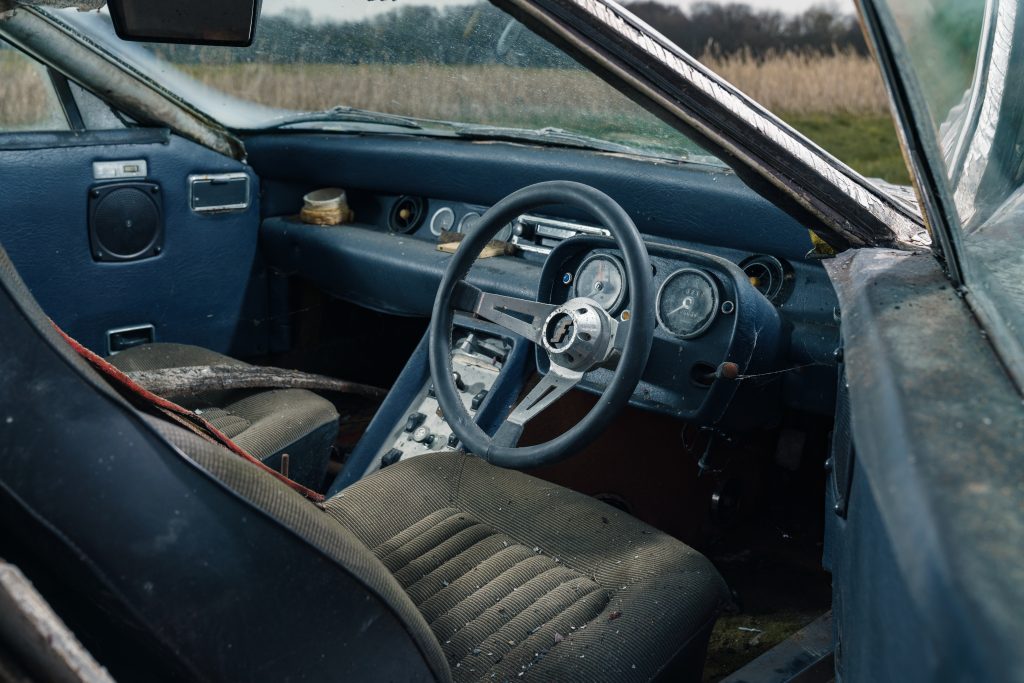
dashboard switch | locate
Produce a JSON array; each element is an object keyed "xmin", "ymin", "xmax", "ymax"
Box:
[
  {"xmin": 447, "ymin": 433, "xmax": 459, "ymax": 449},
  {"xmin": 404, "ymin": 412, "xmax": 426, "ymax": 432},
  {"xmin": 452, "ymin": 371, "xmax": 466, "ymax": 391},
  {"xmin": 471, "ymin": 389, "xmax": 488, "ymax": 410},
  {"xmin": 412, "ymin": 426, "xmax": 432, "ymax": 444},
  {"xmin": 381, "ymin": 448, "xmax": 403, "ymax": 467}
]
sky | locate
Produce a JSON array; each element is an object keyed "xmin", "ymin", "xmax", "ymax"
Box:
[{"xmin": 264, "ymin": 0, "xmax": 852, "ymax": 23}]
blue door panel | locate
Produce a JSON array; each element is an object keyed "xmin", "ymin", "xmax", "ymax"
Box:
[{"xmin": 0, "ymin": 132, "xmax": 267, "ymax": 357}]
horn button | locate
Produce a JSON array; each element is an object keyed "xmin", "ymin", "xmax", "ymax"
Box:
[{"xmin": 540, "ymin": 298, "xmax": 615, "ymax": 371}]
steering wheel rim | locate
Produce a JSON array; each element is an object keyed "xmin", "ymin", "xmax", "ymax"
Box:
[{"xmin": 428, "ymin": 180, "xmax": 655, "ymax": 468}]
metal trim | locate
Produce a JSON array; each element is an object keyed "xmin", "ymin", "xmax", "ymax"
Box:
[
  {"xmin": 106, "ymin": 323, "xmax": 155, "ymax": 356},
  {"xmin": 187, "ymin": 172, "xmax": 250, "ymax": 213}
]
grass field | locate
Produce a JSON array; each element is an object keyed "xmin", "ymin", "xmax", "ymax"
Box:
[
  {"xmin": 701, "ymin": 49, "xmax": 910, "ymax": 183},
  {"xmin": 0, "ymin": 49, "xmax": 911, "ymax": 183}
]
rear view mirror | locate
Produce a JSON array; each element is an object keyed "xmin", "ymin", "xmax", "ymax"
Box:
[{"xmin": 106, "ymin": 0, "xmax": 262, "ymax": 46}]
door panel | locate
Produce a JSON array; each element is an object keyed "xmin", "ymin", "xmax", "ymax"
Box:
[{"xmin": 0, "ymin": 130, "xmax": 267, "ymax": 357}]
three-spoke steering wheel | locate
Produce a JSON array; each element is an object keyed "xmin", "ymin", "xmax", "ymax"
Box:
[{"xmin": 428, "ymin": 181, "xmax": 655, "ymax": 468}]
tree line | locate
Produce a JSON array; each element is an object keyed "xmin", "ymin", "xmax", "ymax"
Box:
[{"xmin": 150, "ymin": 2, "xmax": 868, "ymax": 67}]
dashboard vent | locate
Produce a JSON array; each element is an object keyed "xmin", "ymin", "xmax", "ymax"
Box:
[
  {"xmin": 510, "ymin": 214, "xmax": 610, "ymax": 255},
  {"xmin": 740, "ymin": 255, "xmax": 791, "ymax": 303},
  {"xmin": 388, "ymin": 196, "xmax": 426, "ymax": 234}
]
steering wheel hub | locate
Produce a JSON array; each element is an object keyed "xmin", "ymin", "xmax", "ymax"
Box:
[{"xmin": 541, "ymin": 299, "xmax": 613, "ymax": 371}]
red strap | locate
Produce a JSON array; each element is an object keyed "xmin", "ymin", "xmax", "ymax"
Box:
[{"xmin": 54, "ymin": 325, "xmax": 325, "ymax": 503}]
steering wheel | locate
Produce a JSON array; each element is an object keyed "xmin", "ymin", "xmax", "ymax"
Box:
[{"xmin": 428, "ymin": 181, "xmax": 655, "ymax": 468}]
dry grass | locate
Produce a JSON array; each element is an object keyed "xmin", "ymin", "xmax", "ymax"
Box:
[
  {"xmin": 181, "ymin": 50, "xmax": 889, "ymax": 123},
  {"xmin": 0, "ymin": 49, "xmax": 888, "ymax": 127},
  {"xmin": 184, "ymin": 63, "xmax": 668, "ymax": 140},
  {"xmin": 701, "ymin": 49, "xmax": 890, "ymax": 116},
  {"xmin": 0, "ymin": 49, "xmax": 906, "ymax": 179},
  {"xmin": 0, "ymin": 53, "xmax": 66, "ymax": 129}
]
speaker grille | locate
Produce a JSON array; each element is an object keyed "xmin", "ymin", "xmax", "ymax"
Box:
[{"xmin": 89, "ymin": 182, "xmax": 163, "ymax": 262}]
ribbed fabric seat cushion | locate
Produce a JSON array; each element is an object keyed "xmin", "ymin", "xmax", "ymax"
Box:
[
  {"xmin": 110, "ymin": 343, "xmax": 339, "ymax": 489},
  {"xmin": 371, "ymin": 507, "xmax": 611, "ymax": 680},
  {"xmin": 328, "ymin": 451, "xmax": 730, "ymax": 682}
]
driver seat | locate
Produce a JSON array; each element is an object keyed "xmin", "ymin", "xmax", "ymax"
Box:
[
  {"xmin": 166, "ymin": 423, "xmax": 731, "ymax": 681},
  {"xmin": 0, "ymin": 244, "xmax": 729, "ymax": 682}
]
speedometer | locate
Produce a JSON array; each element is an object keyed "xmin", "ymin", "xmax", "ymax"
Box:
[
  {"xmin": 573, "ymin": 253, "xmax": 627, "ymax": 313},
  {"xmin": 656, "ymin": 268, "xmax": 719, "ymax": 339}
]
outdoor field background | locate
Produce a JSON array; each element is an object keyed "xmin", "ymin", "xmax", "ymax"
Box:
[{"xmin": 0, "ymin": 1, "xmax": 911, "ymax": 184}]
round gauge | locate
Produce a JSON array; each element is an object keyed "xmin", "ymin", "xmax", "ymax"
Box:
[
  {"xmin": 457, "ymin": 210, "xmax": 514, "ymax": 242},
  {"xmin": 458, "ymin": 211, "xmax": 482, "ymax": 235},
  {"xmin": 656, "ymin": 268, "xmax": 720, "ymax": 339},
  {"xmin": 429, "ymin": 206, "xmax": 455, "ymax": 236},
  {"xmin": 495, "ymin": 222, "xmax": 515, "ymax": 242},
  {"xmin": 573, "ymin": 253, "xmax": 627, "ymax": 313}
]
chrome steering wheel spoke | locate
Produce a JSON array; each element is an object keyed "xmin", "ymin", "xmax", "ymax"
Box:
[
  {"xmin": 453, "ymin": 281, "xmax": 557, "ymax": 344},
  {"xmin": 492, "ymin": 365, "xmax": 584, "ymax": 447}
]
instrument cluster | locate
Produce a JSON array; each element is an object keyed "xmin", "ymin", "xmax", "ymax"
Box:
[{"xmin": 542, "ymin": 237, "xmax": 785, "ymax": 427}]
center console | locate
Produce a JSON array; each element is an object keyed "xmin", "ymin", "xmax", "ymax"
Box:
[{"xmin": 327, "ymin": 315, "xmax": 531, "ymax": 494}]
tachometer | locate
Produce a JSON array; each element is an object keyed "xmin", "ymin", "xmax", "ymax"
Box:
[
  {"xmin": 656, "ymin": 268, "xmax": 719, "ymax": 339},
  {"xmin": 573, "ymin": 253, "xmax": 627, "ymax": 313}
]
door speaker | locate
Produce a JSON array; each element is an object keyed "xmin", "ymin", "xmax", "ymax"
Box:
[{"xmin": 88, "ymin": 181, "xmax": 164, "ymax": 262}]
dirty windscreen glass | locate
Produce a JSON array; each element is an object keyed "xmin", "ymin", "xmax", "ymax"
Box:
[
  {"xmin": 881, "ymin": 0, "xmax": 1024, "ymax": 233},
  {"xmin": 881, "ymin": 0, "xmax": 1024, "ymax": 357},
  {"xmin": 53, "ymin": 1, "xmax": 718, "ymax": 164}
]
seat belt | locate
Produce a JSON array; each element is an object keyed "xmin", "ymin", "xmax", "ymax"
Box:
[{"xmin": 54, "ymin": 325, "xmax": 326, "ymax": 504}]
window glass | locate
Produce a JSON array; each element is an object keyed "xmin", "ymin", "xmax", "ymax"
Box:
[
  {"xmin": 0, "ymin": 41, "xmax": 69, "ymax": 132},
  {"xmin": 69, "ymin": 80, "xmax": 127, "ymax": 130},
  {"xmin": 55, "ymin": 2, "xmax": 718, "ymax": 164},
  {"xmin": 879, "ymin": 0, "xmax": 1024, "ymax": 367}
]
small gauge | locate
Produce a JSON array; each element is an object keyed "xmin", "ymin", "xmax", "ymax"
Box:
[
  {"xmin": 430, "ymin": 206, "xmax": 455, "ymax": 236},
  {"xmin": 656, "ymin": 268, "xmax": 719, "ymax": 339},
  {"xmin": 494, "ymin": 221, "xmax": 515, "ymax": 242},
  {"xmin": 458, "ymin": 211, "xmax": 482, "ymax": 235},
  {"xmin": 458, "ymin": 210, "xmax": 514, "ymax": 242},
  {"xmin": 573, "ymin": 253, "xmax": 627, "ymax": 313}
]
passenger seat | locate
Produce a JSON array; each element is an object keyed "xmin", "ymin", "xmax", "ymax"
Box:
[{"xmin": 108, "ymin": 343, "xmax": 339, "ymax": 489}]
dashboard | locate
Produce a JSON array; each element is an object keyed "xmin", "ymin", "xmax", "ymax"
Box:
[{"xmin": 252, "ymin": 129, "xmax": 842, "ymax": 427}]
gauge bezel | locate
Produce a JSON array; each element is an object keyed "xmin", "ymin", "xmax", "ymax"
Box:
[
  {"xmin": 429, "ymin": 206, "xmax": 455, "ymax": 236},
  {"xmin": 655, "ymin": 267, "xmax": 721, "ymax": 339},
  {"xmin": 573, "ymin": 252, "xmax": 628, "ymax": 314},
  {"xmin": 457, "ymin": 210, "xmax": 482, "ymax": 235},
  {"xmin": 740, "ymin": 254, "xmax": 789, "ymax": 303}
]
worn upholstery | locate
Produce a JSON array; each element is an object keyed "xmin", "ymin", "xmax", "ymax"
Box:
[
  {"xmin": 110, "ymin": 343, "xmax": 339, "ymax": 488},
  {"xmin": 158, "ymin": 422, "xmax": 728, "ymax": 682},
  {"xmin": 146, "ymin": 416, "xmax": 453, "ymax": 681},
  {"xmin": 327, "ymin": 452, "xmax": 730, "ymax": 682}
]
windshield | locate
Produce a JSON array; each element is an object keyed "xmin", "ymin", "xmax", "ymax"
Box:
[{"xmin": 52, "ymin": 1, "xmax": 719, "ymax": 164}]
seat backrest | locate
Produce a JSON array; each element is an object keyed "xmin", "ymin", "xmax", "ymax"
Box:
[{"xmin": 0, "ymin": 245, "xmax": 450, "ymax": 682}]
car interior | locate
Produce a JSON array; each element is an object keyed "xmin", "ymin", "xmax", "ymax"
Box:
[{"xmin": 0, "ymin": 5, "xmax": 847, "ymax": 681}]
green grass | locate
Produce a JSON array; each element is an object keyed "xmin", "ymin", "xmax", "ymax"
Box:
[{"xmin": 783, "ymin": 112, "xmax": 911, "ymax": 185}]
